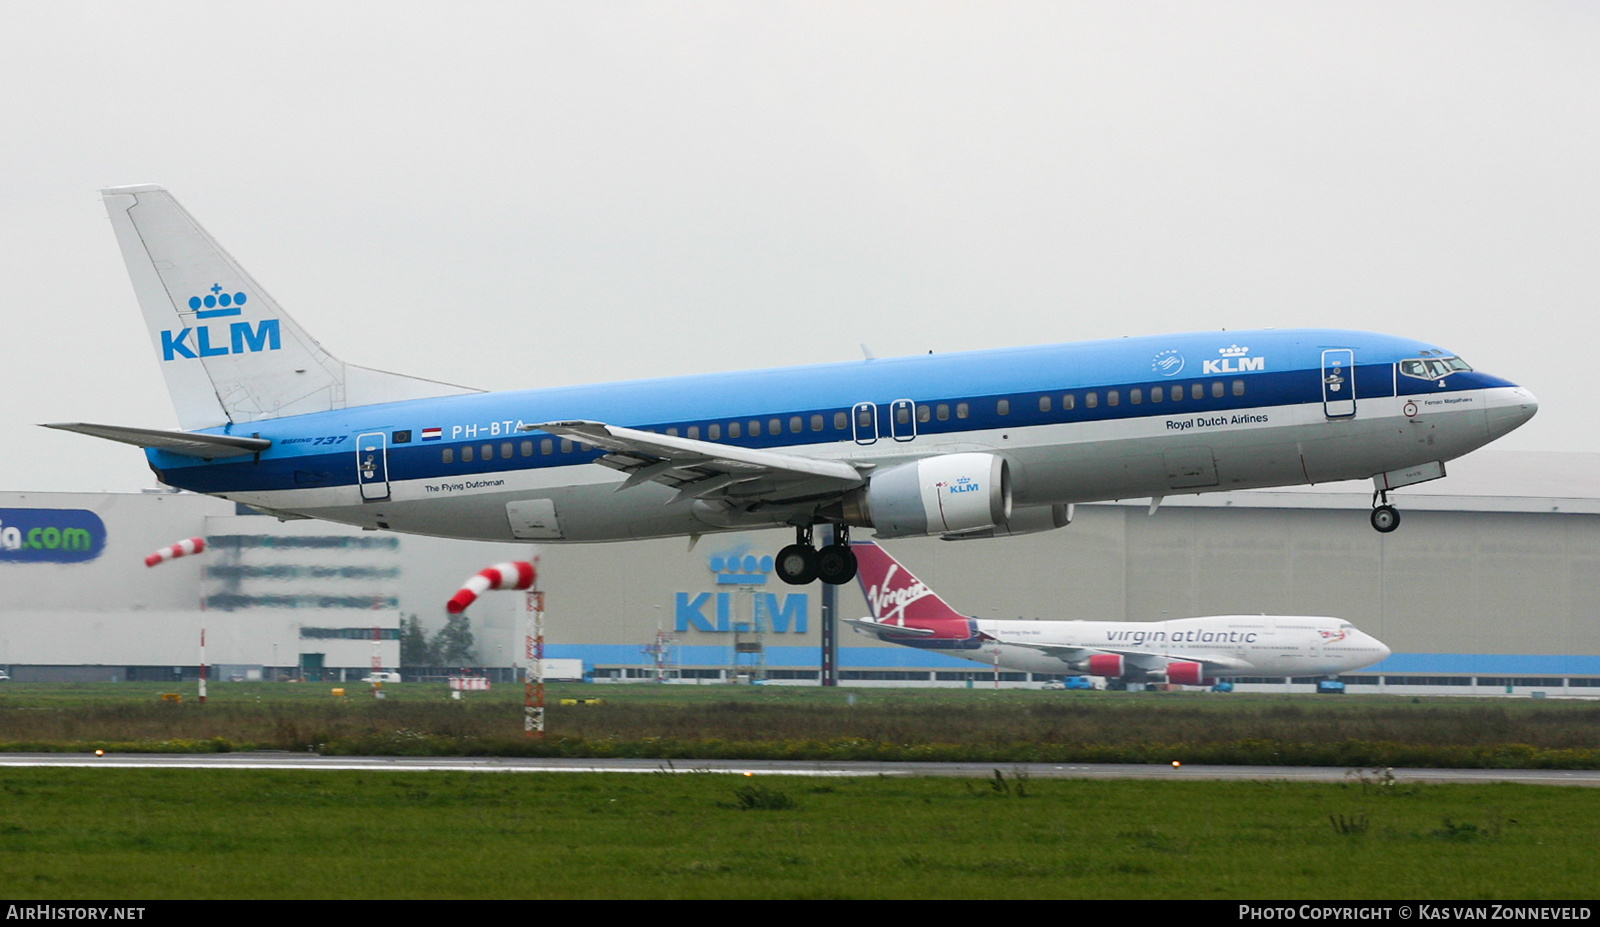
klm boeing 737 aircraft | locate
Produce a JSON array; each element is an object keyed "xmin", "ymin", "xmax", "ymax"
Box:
[{"xmin": 48, "ymin": 186, "xmax": 1538, "ymax": 586}]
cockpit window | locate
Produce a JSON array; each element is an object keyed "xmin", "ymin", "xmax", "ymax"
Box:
[{"xmin": 1400, "ymin": 356, "xmax": 1472, "ymax": 380}]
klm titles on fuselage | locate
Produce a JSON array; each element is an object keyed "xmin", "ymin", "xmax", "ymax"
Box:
[
  {"xmin": 1201, "ymin": 345, "xmax": 1265, "ymax": 375},
  {"xmin": 160, "ymin": 286, "xmax": 281, "ymax": 361}
]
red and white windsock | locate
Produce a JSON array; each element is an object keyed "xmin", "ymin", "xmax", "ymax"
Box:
[
  {"xmin": 145, "ymin": 537, "xmax": 205, "ymax": 568},
  {"xmin": 447, "ymin": 561, "xmax": 537, "ymax": 614}
]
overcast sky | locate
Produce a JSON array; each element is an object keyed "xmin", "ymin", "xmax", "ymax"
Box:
[{"xmin": 2, "ymin": 1, "xmax": 1594, "ymax": 493}]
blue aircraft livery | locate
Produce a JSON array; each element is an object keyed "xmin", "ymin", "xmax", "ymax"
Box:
[{"xmin": 46, "ymin": 185, "xmax": 1538, "ymax": 587}]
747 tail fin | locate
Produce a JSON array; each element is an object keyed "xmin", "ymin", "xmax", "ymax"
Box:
[
  {"xmin": 101, "ymin": 185, "xmax": 479, "ymax": 431},
  {"xmin": 850, "ymin": 541, "xmax": 973, "ymax": 630}
]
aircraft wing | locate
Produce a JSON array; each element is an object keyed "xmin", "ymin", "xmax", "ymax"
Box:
[
  {"xmin": 42, "ymin": 422, "xmax": 271, "ymax": 459},
  {"xmin": 998, "ymin": 639, "xmax": 1253, "ymax": 674},
  {"xmin": 530, "ymin": 420, "xmax": 868, "ymax": 504}
]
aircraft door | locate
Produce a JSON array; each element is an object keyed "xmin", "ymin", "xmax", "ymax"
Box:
[
  {"xmin": 356, "ymin": 432, "xmax": 391, "ymax": 502},
  {"xmin": 1322, "ymin": 349, "xmax": 1356, "ymax": 419},
  {"xmin": 889, "ymin": 399, "xmax": 917, "ymax": 443},
  {"xmin": 852, "ymin": 402, "xmax": 878, "ymax": 445}
]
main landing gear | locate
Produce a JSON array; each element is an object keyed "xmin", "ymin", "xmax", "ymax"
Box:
[
  {"xmin": 776, "ymin": 524, "xmax": 858, "ymax": 586},
  {"xmin": 1370, "ymin": 490, "xmax": 1401, "ymax": 533}
]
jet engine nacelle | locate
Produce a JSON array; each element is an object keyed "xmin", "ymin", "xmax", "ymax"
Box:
[
  {"xmin": 939, "ymin": 503, "xmax": 1071, "ymax": 541},
  {"xmin": 1165, "ymin": 661, "xmax": 1205, "ymax": 686},
  {"xmin": 1085, "ymin": 653, "xmax": 1124, "ymax": 678},
  {"xmin": 839, "ymin": 453, "xmax": 1011, "ymax": 540}
]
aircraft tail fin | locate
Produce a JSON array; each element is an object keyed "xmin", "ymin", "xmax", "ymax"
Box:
[
  {"xmin": 101, "ymin": 185, "xmax": 479, "ymax": 431},
  {"xmin": 850, "ymin": 541, "xmax": 972, "ymax": 630}
]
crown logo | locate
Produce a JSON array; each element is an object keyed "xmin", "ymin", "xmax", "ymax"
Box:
[
  {"xmin": 189, "ymin": 283, "xmax": 248, "ymax": 319},
  {"xmin": 708, "ymin": 548, "xmax": 773, "ymax": 585},
  {"xmin": 1218, "ymin": 344, "xmax": 1250, "ymax": 357}
]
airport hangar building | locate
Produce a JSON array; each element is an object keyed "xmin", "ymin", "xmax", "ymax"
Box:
[{"xmin": 0, "ymin": 450, "xmax": 1595, "ymax": 695}]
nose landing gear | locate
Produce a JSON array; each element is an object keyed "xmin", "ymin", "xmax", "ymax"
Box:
[
  {"xmin": 1370, "ymin": 490, "xmax": 1401, "ymax": 533},
  {"xmin": 775, "ymin": 524, "xmax": 858, "ymax": 585}
]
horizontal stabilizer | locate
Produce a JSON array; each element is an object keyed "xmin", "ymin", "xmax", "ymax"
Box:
[
  {"xmin": 42, "ymin": 422, "xmax": 270, "ymax": 458},
  {"xmin": 845, "ymin": 617, "xmax": 938, "ymax": 637}
]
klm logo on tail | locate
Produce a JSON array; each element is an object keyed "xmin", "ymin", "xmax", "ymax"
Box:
[{"xmin": 161, "ymin": 284, "xmax": 280, "ymax": 361}]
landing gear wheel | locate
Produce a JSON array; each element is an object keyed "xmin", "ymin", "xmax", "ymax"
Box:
[
  {"xmin": 1370, "ymin": 504, "xmax": 1400, "ymax": 533},
  {"xmin": 775, "ymin": 544, "xmax": 818, "ymax": 585},
  {"xmin": 816, "ymin": 544, "xmax": 858, "ymax": 585}
]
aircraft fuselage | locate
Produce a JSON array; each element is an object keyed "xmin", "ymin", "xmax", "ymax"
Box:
[{"xmin": 146, "ymin": 327, "xmax": 1535, "ymax": 544}]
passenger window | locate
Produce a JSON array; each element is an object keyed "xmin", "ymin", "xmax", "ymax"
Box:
[
  {"xmin": 1232, "ymin": 379, "xmax": 1244, "ymax": 396},
  {"xmin": 896, "ymin": 406, "xmax": 911, "ymax": 425},
  {"xmin": 1151, "ymin": 386, "xmax": 1163, "ymax": 403},
  {"xmin": 749, "ymin": 420, "xmax": 761, "ymax": 437},
  {"xmin": 687, "ymin": 426, "xmax": 700, "ymax": 440},
  {"xmin": 1063, "ymin": 394, "xmax": 1075, "ymax": 410},
  {"xmin": 501, "ymin": 442, "xmax": 513, "ymax": 459},
  {"xmin": 996, "ymin": 399, "xmax": 1009, "ymax": 416},
  {"xmin": 462, "ymin": 446, "xmax": 474, "ymax": 463},
  {"xmin": 729, "ymin": 422, "xmax": 741, "ymax": 439},
  {"xmin": 917, "ymin": 405, "xmax": 930, "ymax": 423},
  {"xmin": 1191, "ymin": 383, "xmax": 1203, "ymax": 400},
  {"xmin": 1211, "ymin": 381, "xmax": 1223, "ymax": 399},
  {"xmin": 1038, "ymin": 395, "xmax": 1051, "ymax": 413},
  {"xmin": 1085, "ymin": 392, "xmax": 1097, "ymax": 409},
  {"xmin": 769, "ymin": 418, "xmax": 781, "ymax": 435},
  {"xmin": 1130, "ymin": 388, "xmax": 1142, "ymax": 405},
  {"xmin": 936, "ymin": 403, "xmax": 950, "ymax": 421},
  {"xmin": 833, "ymin": 412, "xmax": 847, "ymax": 430},
  {"xmin": 540, "ymin": 438, "xmax": 553, "ymax": 455},
  {"xmin": 790, "ymin": 416, "xmax": 802, "ymax": 433},
  {"xmin": 481, "ymin": 444, "xmax": 493, "ymax": 460},
  {"xmin": 520, "ymin": 440, "xmax": 533, "ymax": 457},
  {"xmin": 1107, "ymin": 391, "xmax": 1119, "ymax": 407},
  {"xmin": 811, "ymin": 414, "xmax": 824, "ymax": 431},
  {"xmin": 956, "ymin": 402, "xmax": 969, "ymax": 419},
  {"xmin": 560, "ymin": 439, "xmax": 573, "ymax": 453},
  {"xmin": 708, "ymin": 424, "xmax": 720, "ymax": 440},
  {"xmin": 442, "ymin": 448, "xmax": 454, "ymax": 464},
  {"xmin": 857, "ymin": 408, "xmax": 873, "ymax": 428},
  {"xmin": 666, "ymin": 428, "xmax": 679, "ymax": 437}
]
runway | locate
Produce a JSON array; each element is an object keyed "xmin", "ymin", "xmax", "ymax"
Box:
[{"xmin": 3, "ymin": 752, "xmax": 1599, "ymax": 787}]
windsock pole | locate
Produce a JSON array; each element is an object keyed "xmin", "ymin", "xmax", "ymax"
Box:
[
  {"xmin": 442, "ymin": 559, "xmax": 542, "ymax": 738},
  {"xmin": 525, "ymin": 586, "xmax": 545, "ymax": 740}
]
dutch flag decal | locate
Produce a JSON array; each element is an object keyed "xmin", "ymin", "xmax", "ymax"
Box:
[{"xmin": 422, "ymin": 427, "xmax": 442, "ymax": 441}]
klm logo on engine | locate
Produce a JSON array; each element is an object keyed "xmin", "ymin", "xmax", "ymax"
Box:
[
  {"xmin": 947, "ymin": 476, "xmax": 980, "ymax": 494},
  {"xmin": 161, "ymin": 284, "xmax": 281, "ymax": 361},
  {"xmin": 1202, "ymin": 344, "xmax": 1265, "ymax": 375}
]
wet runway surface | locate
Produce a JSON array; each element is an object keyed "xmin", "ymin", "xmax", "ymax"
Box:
[{"xmin": 3, "ymin": 752, "xmax": 1599, "ymax": 786}]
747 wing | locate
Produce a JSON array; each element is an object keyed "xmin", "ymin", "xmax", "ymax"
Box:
[{"xmin": 996, "ymin": 639, "xmax": 1254, "ymax": 676}]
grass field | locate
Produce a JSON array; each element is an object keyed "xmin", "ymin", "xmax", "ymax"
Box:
[
  {"xmin": 3, "ymin": 683, "xmax": 1598, "ymax": 898},
  {"xmin": 1, "ymin": 681, "xmax": 1597, "ymax": 768},
  {"xmin": 0, "ymin": 766, "xmax": 1596, "ymax": 899}
]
